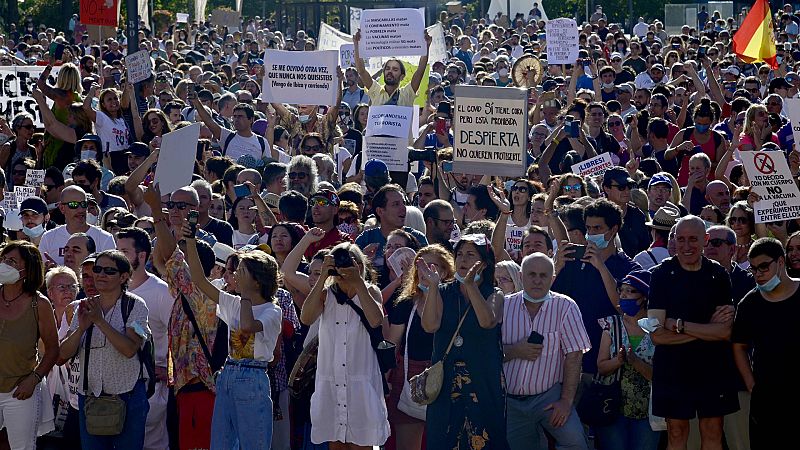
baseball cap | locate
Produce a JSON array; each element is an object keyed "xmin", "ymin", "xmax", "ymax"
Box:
[
  {"xmin": 212, "ymin": 242, "xmax": 236, "ymax": 267},
  {"xmin": 610, "ymin": 52, "xmax": 623, "ymax": 61},
  {"xmin": 18, "ymin": 197, "xmax": 48, "ymax": 215},
  {"xmin": 647, "ymin": 173, "xmax": 673, "ymax": 190},
  {"xmin": 126, "ymin": 141, "xmax": 151, "ymax": 157},
  {"xmin": 650, "ymin": 64, "xmax": 665, "ymax": 72},
  {"xmin": 252, "ymin": 119, "xmax": 269, "ymax": 137},
  {"xmin": 364, "ymin": 159, "xmax": 390, "ymax": 178},
  {"xmin": 769, "ymin": 77, "xmax": 793, "ymax": 91},
  {"xmin": 542, "ymin": 78, "xmax": 558, "ymax": 91},
  {"xmin": 310, "ymin": 189, "xmax": 340, "ymax": 207},
  {"xmin": 602, "ymin": 167, "xmax": 635, "ymax": 187},
  {"xmin": 621, "ymin": 270, "xmax": 651, "ymax": 297},
  {"xmin": 720, "ymin": 65, "xmax": 741, "ymax": 77}
]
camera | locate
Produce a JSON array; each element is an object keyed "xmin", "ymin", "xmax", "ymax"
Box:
[
  {"xmin": 328, "ymin": 247, "xmax": 355, "ymax": 275},
  {"xmin": 408, "ymin": 146, "xmax": 438, "ymax": 163}
]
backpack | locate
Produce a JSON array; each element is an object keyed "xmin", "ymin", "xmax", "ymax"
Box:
[
  {"xmin": 121, "ymin": 294, "xmax": 157, "ymax": 398},
  {"xmin": 222, "ymin": 132, "xmax": 266, "ymax": 158}
]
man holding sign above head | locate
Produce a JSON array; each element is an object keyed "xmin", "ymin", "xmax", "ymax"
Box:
[
  {"xmin": 191, "ymin": 93, "xmax": 266, "ymax": 162},
  {"xmin": 352, "ymin": 29, "xmax": 432, "ymax": 107}
]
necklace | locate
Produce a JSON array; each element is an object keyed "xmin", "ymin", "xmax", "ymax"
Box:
[
  {"xmin": 454, "ymin": 293, "xmax": 464, "ymax": 347},
  {"xmin": 1, "ymin": 286, "xmax": 25, "ymax": 308}
]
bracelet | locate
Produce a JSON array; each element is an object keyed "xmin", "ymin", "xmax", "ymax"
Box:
[
  {"xmin": 31, "ymin": 371, "xmax": 43, "ymax": 382},
  {"xmin": 676, "ymin": 318, "xmax": 684, "ymax": 334},
  {"xmin": 553, "ymin": 138, "xmax": 560, "ymax": 146}
]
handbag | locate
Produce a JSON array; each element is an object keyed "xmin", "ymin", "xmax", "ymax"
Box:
[
  {"xmin": 397, "ymin": 303, "xmax": 427, "ymax": 420},
  {"xmin": 288, "ymin": 335, "xmax": 319, "ymax": 400},
  {"xmin": 81, "ymin": 325, "xmax": 127, "ymax": 436},
  {"xmin": 576, "ymin": 315, "xmax": 623, "ymax": 426},
  {"xmin": 409, "ymin": 304, "xmax": 472, "ymax": 405}
]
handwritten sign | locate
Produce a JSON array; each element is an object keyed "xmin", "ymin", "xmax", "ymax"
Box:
[
  {"xmin": 80, "ymin": 0, "xmax": 119, "ymax": 27},
  {"xmin": 453, "ymin": 85, "xmax": 528, "ymax": 177},
  {"xmin": 505, "ymin": 225, "xmax": 525, "ymax": 259},
  {"xmin": 14, "ymin": 186, "xmax": 37, "ymax": 205},
  {"xmin": 359, "ymin": 8, "xmax": 426, "ymax": 58},
  {"xmin": 740, "ymin": 151, "xmax": 800, "ymax": 223},
  {"xmin": 366, "ymin": 105, "xmax": 413, "ymax": 138},
  {"xmin": 125, "ymin": 50, "xmax": 152, "ymax": 84},
  {"xmin": 362, "ymin": 136, "xmax": 409, "ymax": 171},
  {"xmin": 0, "ymin": 66, "xmax": 61, "ymax": 126},
  {"xmin": 339, "ymin": 44, "xmax": 356, "ymax": 68},
  {"xmin": 25, "ymin": 169, "xmax": 45, "ymax": 187},
  {"xmin": 176, "ymin": 13, "xmax": 189, "ymax": 23},
  {"xmin": 261, "ymin": 50, "xmax": 339, "ymax": 106},
  {"xmin": 572, "ymin": 153, "xmax": 615, "ymax": 178},
  {"xmin": 545, "ymin": 18, "xmax": 579, "ymax": 64}
]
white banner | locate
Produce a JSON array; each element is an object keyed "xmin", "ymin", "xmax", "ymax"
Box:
[
  {"xmin": 572, "ymin": 153, "xmax": 615, "ymax": 178},
  {"xmin": 194, "ymin": 0, "xmax": 208, "ymax": 23},
  {"xmin": 176, "ymin": 13, "xmax": 189, "ymax": 23},
  {"xmin": 740, "ymin": 151, "xmax": 800, "ymax": 223},
  {"xmin": 545, "ymin": 18, "xmax": 579, "ymax": 64},
  {"xmin": 366, "ymin": 105, "xmax": 413, "ymax": 138},
  {"xmin": 349, "ymin": 7, "xmax": 362, "ymax": 34},
  {"xmin": 125, "ymin": 50, "xmax": 152, "ymax": 84},
  {"xmin": 0, "ymin": 66, "xmax": 59, "ymax": 127},
  {"xmin": 363, "ymin": 136, "xmax": 409, "ymax": 171},
  {"xmin": 155, "ymin": 123, "xmax": 202, "ymax": 194},
  {"xmin": 262, "ymin": 50, "xmax": 339, "ymax": 106},
  {"xmin": 453, "ymin": 85, "xmax": 528, "ymax": 177},
  {"xmin": 359, "ymin": 8, "xmax": 426, "ymax": 58},
  {"xmin": 138, "ymin": 0, "xmax": 150, "ymax": 30},
  {"xmin": 785, "ymin": 98, "xmax": 800, "ymax": 151}
]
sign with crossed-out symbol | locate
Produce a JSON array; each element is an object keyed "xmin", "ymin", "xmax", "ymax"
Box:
[{"xmin": 753, "ymin": 152, "xmax": 776, "ymax": 174}]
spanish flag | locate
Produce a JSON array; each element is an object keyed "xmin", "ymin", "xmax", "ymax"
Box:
[{"xmin": 733, "ymin": 0, "xmax": 778, "ymax": 68}]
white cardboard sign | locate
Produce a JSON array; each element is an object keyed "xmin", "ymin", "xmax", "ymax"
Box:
[
  {"xmin": 14, "ymin": 186, "xmax": 37, "ymax": 205},
  {"xmin": 339, "ymin": 44, "xmax": 356, "ymax": 68},
  {"xmin": 784, "ymin": 98, "xmax": 800, "ymax": 151},
  {"xmin": 154, "ymin": 123, "xmax": 202, "ymax": 194},
  {"xmin": 359, "ymin": 8, "xmax": 426, "ymax": 58},
  {"xmin": 261, "ymin": 50, "xmax": 339, "ymax": 106},
  {"xmin": 362, "ymin": 136, "xmax": 409, "ymax": 171},
  {"xmin": 125, "ymin": 50, "xmax": 152, "ymax": 84},
  {"xmin": 365, "ymin": 105, "xmax": 413, "ymax": 138},
  {"xmin": 571, "ymin": 153, "xmax": 615, "ymax": 178},
  {"xmin": 545, "ymin": 18, "xmax": 579, "ymax": 65},
  {"xmin": 176, "ymin": 13, "xmax": 189, "ymax": 23},
  {"xmin": 25, "ymin": 169, "xmax": 45, "ymax": 187},
  {"xmin": 740, "ymin": 151, "xmax": 800, "ymax": 223}
]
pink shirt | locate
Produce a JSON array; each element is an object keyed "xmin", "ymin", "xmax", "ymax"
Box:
[{"xmin": 501, "ymin": 291, "xmax": 591, "ymax": 395}]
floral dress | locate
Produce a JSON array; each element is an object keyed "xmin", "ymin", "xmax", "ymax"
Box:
[{"xmin": 426, "ymin": 282, "xmax": 509, "ymax": 450}]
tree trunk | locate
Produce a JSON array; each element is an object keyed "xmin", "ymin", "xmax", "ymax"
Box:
[{"xmin": 7, "ymin": 0, "xmax": 18, "ymax": 24}]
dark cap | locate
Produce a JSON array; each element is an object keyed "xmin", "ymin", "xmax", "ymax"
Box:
[
  {"xmin": 602, "ymin": 167, "xmax": 635, "ymax": 187},
  {"xmin": 769, "ymin": 77, "xmax": 793, "ymax": 91},
  {"xmin": 126, "ymin": 142, "xmax": 151, "ymax": 157},
  {"xmin": 310, "ymin": 189, "xmax": 340, "ymax": 207},
  {"xmin": 18, "ymin": 197, "xmax": 48, "ymax": 215},
  {"xmin": 364, "ymin": 159, "xmax": 390, "ymax": 178}
]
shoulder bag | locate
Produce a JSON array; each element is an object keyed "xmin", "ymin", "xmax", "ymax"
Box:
[
  {"xmin": 408, "ymin": 304, "xmax": 472, "ymax": 405},
  {"xmin": 576, "ymin": 315, "xmax": 623, "ymax": 426},
  {"xmin": 397, "ymin": 302, "xmax": 426, "ymax": 420},
  {"xmin": 82, "ymin": 324, "xmax": 126, "ymax": 436}
]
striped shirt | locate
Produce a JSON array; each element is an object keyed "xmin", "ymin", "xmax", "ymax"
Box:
[{"xmin": 502, "ymin": 291, "xmax": 591, "ymax": 395}]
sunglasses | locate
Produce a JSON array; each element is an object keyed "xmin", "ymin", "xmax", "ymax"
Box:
[
  {"xmin": 532, "ymin": 132, "xmax": 547, "ymax": 138},
  {"xmin": 92, "ymin": 265, "xmax": 121, "ymax": 275},
  {"xmin": 288, "ymin": 172, "xmax": 307, "ymax": 180},
  {"xmin": 729, "ymin": 216, "xmax": 749, "ymax": 224},
  {"xmin": 510, "ymin": 185, "xmax": 529, "ymax": 193},
  {"xmin": 608, "ymin": 121, "xmax": 623, "ymax": 127},
  {"xmin": 563, "ymin": 183, "xmax": 582, "ymax": 192},
  {"xmin": 62, "ymin": 201, "xmax": 88, "ymax": 209},
  {"xmin": 309, "ymin": 197, "xmax": 332, "ymax": 207},
  {"xmin": 165, "ymin": 201, "xmax": 197, "ymax": 210},
  {"xmin": 610, "ymin": 183, "xmax": 634, "ymax": 191},
  {"xmin": 748, "ymin": 258, "xmax": 776, "ymax": 275},
  {"xmin": 706, "ymin": 238, "xmax": 733, "ymax": 248},
  {"xmin": 302, "ymin": 145, "xmax": 323, "ymax": 152}
]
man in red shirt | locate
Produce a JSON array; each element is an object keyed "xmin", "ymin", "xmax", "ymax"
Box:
[{"xmin": 304, "ymin": 189, "xmax": 351, "ymax": 258}]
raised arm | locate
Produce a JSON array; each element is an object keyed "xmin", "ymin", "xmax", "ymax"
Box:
[
  {"xmin": 182, "ymin": 225, "xmax": 222, "ymax": 303},
  {"xmin": 189, "ymin": 91, "xmax": 222, "ymax": 139},
  {"xmin": 300, "ymin": 255, "xmax": 334, "ymax": 325},
  {"xmin": 144, "ymin": 183, "xmax": 174, "ymax": 274},
  {"xmin": 409, "ymin": 32, "xmax": 432, "ymax": 94},
  {"xmin": 352, "ymin": 31, "xmax": 374, "ymax": 90},
  {"xmin": 283, "ymin": 228, "xmax": 326, "ymax": 299},
  {"xmin": 418, "ymin": 260, "xmax": 443, "ymax": 333},
  {"xmin": 36, "ymin": 65, "xmax": 61, "ymax": 101},
  {"xmin": 463, "ymin": 262, "xmax": 503, "ymax": 329},
  {"xmin": 32, "ymin": 86, "xmax": 78, "ymax": 143},
  {"xmin": 703, "ymin": 59, "xmax": 726, "ymax": 106},
  {"xmin": 126, "ymin": 148, "xmax": 159, "ymax": 208},
  {"xmin": 83, "ymin": 84, "xmax": 99, "ymax": 122},
  {"xmin": 126, "ymin": 83, "xmax": 145, "ymax": 141}
]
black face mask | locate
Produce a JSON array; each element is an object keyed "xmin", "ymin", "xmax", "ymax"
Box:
[{"xmin": 76, "ymin": 184, "xmax": 92, "ymax": 193}]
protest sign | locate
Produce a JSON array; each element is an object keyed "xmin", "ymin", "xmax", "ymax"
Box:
[
  {"xmin": 545, "ymin": 18, "xmax": 579, "ymax": 64},
  {"xmin": 362, "ymin": 136, "xmax": 409, "ymax": 171},
  {"xmin": 785, "ymin": 99, "xmax": 800, "ymax": 150},
  {"xmin": 125, "ymin": 50, "xmax": 152, "ymax": 84},
  {"xmin": 176, "ymin": 13, "xmax": 189, "ymax": 23},
  {"xmin": 359, "ymin": 8, "xmax": 426, "ymax": 58},
  {"xmin": 2, "ymin": 197, "xmax": 21, "ymax": 231},
  {"xmin": 80, "ymin": 0, "xmax": 119, "ymax": 27},
  {"xmin": 366, "ymin": 105, "xmax": 413, "ymax": 138},
  {"xmin": 211, "ymin": 9, "xmax": 240, "ymax": 31},
  {"xmin": 155, "ymin": 123, "xmax": 202, "ymax": 194},
  {"xmin": 14, "ymin": 186, "xmax": 37, "ymax": 205},
  {"xmin": 0, "ymin": 66, "xmax": 60, "ymax": 127},
  {"xmin": 340, "ymin": 44, "xmax": 356, "ymax": 68},
  {"xmin": 505, "ymin": 225, "xmax": 525, "ymax": 258},
  {"xmin": 2, "ymin": 196, "xmax": 17, "ymax": 211},
  {"xmin": 262, "ymin": 50, "xmax": 339, "ymax": 106},
  {"xmin": 571, "ymin": 153, "xmax": 615, "ymax": 178},
  {"xmin": 25, "ymin": 169, "xmax": 45, "ymax": 187},
  {"xmin": 350, "ymin": 7, "xmax": 362, "ymax": 33},
  {"xmin": 740, "ymin": 151, "xmax": 800, "ymax": 223},
  {"xmin": 452, "ymin": 85, "xmax": 528, "ymax": 177}
]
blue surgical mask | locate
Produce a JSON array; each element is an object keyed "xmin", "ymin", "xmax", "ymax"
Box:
[
  {"xmin": 299, "ymin": 114, "xmax": 312, "ymax": 124},
  {"xmin": 703, "ymin": 220, "xmax": 715, "ymax": 230},
  {"xmin": 757, "ymin": 274, "xmax": 781, "ymax": 292},
  {"xmin": 454, "ymin": 272, "xmax": 481, "ymax": 284},
  {"xmin": 22, "ymin": 224, "xmax": 45, "ymax": 238},
  {"xmin": 777, "ymin": 55, "xmax": 784, "ymax": 64},
  {"xmin": 523, "ymin": 290, "xmax": 551, "ymax": 303},
  {"xmin": 418, "ymin": 283, "xmax": 429, "ymax": 292},
  {"xmin": 585, "ymin": 233, "xmax": 609, "ymax": 249},
  {"xmin": 695, "ymin": 124, "xmax": 710, "ymax": 133},
  {"xmin": 619, "ymin": 299, "xmax": 641, "ymax": 316}
]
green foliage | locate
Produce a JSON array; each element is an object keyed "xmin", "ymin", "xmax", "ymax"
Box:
[
  {"xmin": 541, "ymin": 0, "xmax": 666, "ymax": 25},
  {"xmin": 17, "ymin": 0, "xmax": 78, "ymax": 31},
  {"xmin": 152, "ymin": 10, "xmax": 174, "ymax": 33}
]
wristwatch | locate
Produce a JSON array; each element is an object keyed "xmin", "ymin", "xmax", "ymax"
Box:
[{"xmin": 676, "ymin": 318, "xmax": 684, "ymax": 334}]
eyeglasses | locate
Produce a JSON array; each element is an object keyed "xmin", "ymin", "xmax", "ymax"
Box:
[
  {"xmin": 51, "ymin": 283, "xmax": 78, "ymax": 292},
  {"xmin": 607, "ymin": 121, "xmax": 623, "ymax": 127},
  {"xmin": 62, "ymin": 201, "xmax": 88, "ymax": 209},
  {"xmin": 532, "ymin": 132, "xmax": 547, "ymax": 138},
  {"xmin": 510, "ymin": 185, "xmax": 529, "ymax": 193},
  {"xmin": 92, "ymin": 265, "xmax": 121, "ymax": 275},
  {"xmin": 302, "ymin": 145, "xmax": 323, "ymax": 152},
  {"xmin": 706, "ymin": 238, "xmax": 733, "ymax": 248},
  {"xmin": 288, "ymin": 172, "xmax": 307, "ymax": 180},
  {"xmin": 748, "ymin": 258, "xmax": 777, "ymax": 275},
  {"xmin": 432, "ymin": 217, "xmax": 455, "ymax": 227},
  {"xmin": 563, "ymin": 183, "xmax": 582, "ymax": 192},
  {"xmin": 728, "ymin": 216, "xmax": 749, "ymax": 224},
  {"xmin": 309, "ymin": 197, "xmax": 332, "ymax": 207},
  {"xmin": 609, "ymin": 183, "xmax": 634, "ymax": 191},
  {"xmin": 165, "ymin": 201, "xmax": 197, "ymax": 210},
  {"xmin": 496, "ymin": 276, "xmax": 513, "ymax": 285}
]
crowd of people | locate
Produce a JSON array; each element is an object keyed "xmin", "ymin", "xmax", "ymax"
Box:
[{"xmin": 0, "ymin": 2, "xmax": 798, "ymax": 450}]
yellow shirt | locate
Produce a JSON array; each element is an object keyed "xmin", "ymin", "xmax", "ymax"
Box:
[{"xmin": 367, "ymin": 82, "xmax": 418, "ymax": 107}]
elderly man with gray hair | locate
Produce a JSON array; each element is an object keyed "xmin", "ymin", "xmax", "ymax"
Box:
[{"xmin": 502, "ymin": 252, "xmax": 591, "ymax": 450}]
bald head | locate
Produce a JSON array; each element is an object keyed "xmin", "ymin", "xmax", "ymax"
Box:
[
  {"xmin": 521, "ymin": 252, "xmax": 554, "ymax": 298},
  {"xmin": 705, "ymin": 180, "xmax": 731, "ymax": 213},
  {"xmin": 61, "ymin": 185, "xmax": 87, "ymax": 202},
  {"xmin": 676, "ymin": 215, "xmax": 707, "ymax": 237}
]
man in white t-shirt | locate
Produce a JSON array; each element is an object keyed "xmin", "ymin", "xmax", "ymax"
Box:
[
  {"xmin": 116, "ymin": 227, "xmax": 174, "ymax": 450},
  {"xmin": 190, "ymin": 94, "xmax": 266, "ymax": 162},
  {"xmin": 39, "ymin": 186, "xmax": 116, "ymax": 266},
  {"xmin": 634, "ymin": 205, "xmax": 679, "ymax": 270}
]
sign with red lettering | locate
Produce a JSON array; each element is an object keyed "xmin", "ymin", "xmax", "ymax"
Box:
[
  {"xmin": 80, "ymin": 0, "xmax": 119, "ymax": 27},
  {"xmin": 572, "ymin": 153, "xmax": 614, "ymax": 179}
]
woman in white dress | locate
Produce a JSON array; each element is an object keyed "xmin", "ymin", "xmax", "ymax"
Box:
[{"xmin": 299, "ymin": 242, "xmax": 390, "ymax": 449}]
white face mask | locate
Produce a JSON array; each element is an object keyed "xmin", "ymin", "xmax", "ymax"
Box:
[
  {"xmin": 86, "ymin": 213, "xmax": 98, "ymax": 225},
  {"xmin": 81, "ymin": 150, "xmax": 97, "ymax": 161},
  {"xmin": 22, "ymin": 224, "xmax": 45, "ymax": 238},
  {"xmin": 498, "ymin": 68, "xmax": 509, "ymax": 77},
  {"xmin": 0, "ymin": 263, "xmax": 21, "ymax": 284}
]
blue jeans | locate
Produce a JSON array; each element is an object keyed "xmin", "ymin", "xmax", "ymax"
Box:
[
  {"xmin": 78, "ymin": 379, "xmax": 149, "ymax": 450},
  {"xmin": 506, "ymin": 383, "xmax": 589, "ymax": 450},
  {"xmin": 210, "ymin": 359, "xmax": 273, "ymax": 449},
  {"xmin": 594, "ymin": 416, "xmax": 661, "ymax": 450}
]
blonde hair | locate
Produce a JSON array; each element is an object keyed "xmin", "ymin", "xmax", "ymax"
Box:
[
  {"xmin": 45, "ymin": 266, "xmax": 78, "ymax": 288},
  {"xmin": 743, "ymin": 103, "xmax": 768, "ymax": 138},
  {"xmin": 397, "ymin": 245, "xmax": 455, "ymax": 302},
  {"xmin": 56, "ymin": 63, "xmax": 83, "ymax": 93},
  {"xmin": 495, "ymin": 260, "xmax": 523, "ymax": 292}
]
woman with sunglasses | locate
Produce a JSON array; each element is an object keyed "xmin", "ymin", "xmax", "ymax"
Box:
[
  {"xmin": 0, "ymin": 241, "xmax": 59, "ymax": 450},
  {"xmin": 727, "ymin": 201, "xmax": 756, "ymax": 269},
  {"xmin": 182, "ymin": 227, "xmax": 283, "ymax": 450},
  {"xmin": 0, "ymin": 113, "xmax": 37, "ymax": 176},
  {"xmin": 384, "ymin": 245, "xmax": 455, "ymax": 450},
  {"xmin": 139, "ymin": 109, "xmax": 173, "ymax": 145},
  {"xmin": 557, "ymin": 173, "xmax": 588, "ymax": 199},
  {"xmin": 58, "ymin": 249, "xmax": 151, "ymax": 449},
  {"xmin": 419, "ymin": 234, "xmax": 508, "ymax": 450}
]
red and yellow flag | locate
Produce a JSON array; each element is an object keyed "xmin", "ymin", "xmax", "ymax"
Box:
[{"xmin": 733, "ymin": 0, "xmax": 778, "ymax": 68}]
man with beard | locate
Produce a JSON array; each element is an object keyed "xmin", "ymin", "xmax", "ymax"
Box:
[
  {"xmin": 705, "ymin": 181, "xmax": 732, "ymax": 215},
  {"xmin": 353, "ymin": 29, "xmax": 432, "ymax": 107},
  {"xmin": 633, "ymin": 87, "xmax": 651, "ymax": 111},
  {"xmin": 342, "ymin": 67, "xmax": 369, "ymax": 110},
  {"xmin": 423, "ymin": 199, "xmax": 456, "ymax": 248},
  {"xmin": 285, "ymin": 155, "xmax": 318, "ymax": 198},
  {"xmin": 116, "ymin": 227, "xmax": 173, "ymax": 450}
]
